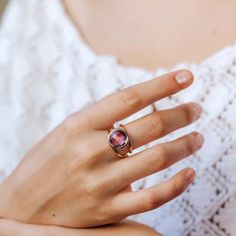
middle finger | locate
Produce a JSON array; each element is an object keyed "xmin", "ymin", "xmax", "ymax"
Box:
[{"xmin": 122, "ymin": 102, "xmax": 202, "ymax": 150}]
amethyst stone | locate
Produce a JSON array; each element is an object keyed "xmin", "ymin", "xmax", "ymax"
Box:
[{"xmin": 109, "ymin": 129, "xmax": 128, "ymax": 148}]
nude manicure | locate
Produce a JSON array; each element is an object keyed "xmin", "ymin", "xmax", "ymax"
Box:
[
  {"xmin": 191, "ymin": 103, "xmax": 203, "ymax": 120},
  {"xmin": 185, "ymin": 169, "xmax": 196, "ymax": 184},
  {"xmin": 193, "ymin": 133, "xmax": 205, "ymax": 148},
  {"xmin": 175, "ymin": 71, "xmax": 193, "ymax": 85}
]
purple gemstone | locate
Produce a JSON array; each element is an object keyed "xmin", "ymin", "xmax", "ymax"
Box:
[{"xmin": 109, "ymin": 130, "xmax": 127, "ymax": 148}]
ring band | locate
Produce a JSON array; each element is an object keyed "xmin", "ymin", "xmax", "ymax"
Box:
[{"xmin": 107, "ymin": 124, "xmax": 132, "ymax": 158}]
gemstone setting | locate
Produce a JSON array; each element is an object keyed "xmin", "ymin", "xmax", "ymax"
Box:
[{"xmin": 108, "ymin": 129, "xmax": 128, "ymax": 149}]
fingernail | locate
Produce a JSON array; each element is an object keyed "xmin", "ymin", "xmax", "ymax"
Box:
[
  {"xmin": 175, "ymin": 70, "xmax": 193, "ymax": 85},
  {"xmin": 191, "ymin": 103, "xmax": 203, "ymax": 120},
  {"xmin": 184, "ymin": 169, "xmax": 195, "ymax": 184},
  {"xmin": 193, "ymin": 132, "xmax": 205, "ymax": 148}
]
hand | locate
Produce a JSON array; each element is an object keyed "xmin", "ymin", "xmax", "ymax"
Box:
[
  {"xmin": 0, "ymin": 219, "xmax": 161, "ymax": 236},
  {"xmin": 0, "ymin": 70, "xmax": 204, "ymax": 228}
]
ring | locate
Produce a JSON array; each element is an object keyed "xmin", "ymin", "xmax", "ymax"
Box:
[{"xmin": 107, "ymin": 124, "xmax": 133, "ymax": 158}]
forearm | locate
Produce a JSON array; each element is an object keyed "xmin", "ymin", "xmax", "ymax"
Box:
[{"xmin": 0, "ymin": 219, "xmax": 161, "ymax": 236}]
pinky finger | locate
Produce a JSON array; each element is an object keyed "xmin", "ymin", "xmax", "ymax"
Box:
[{"xmin": 114, "ymin": 168, "xmax": 195, "ymax": 216}]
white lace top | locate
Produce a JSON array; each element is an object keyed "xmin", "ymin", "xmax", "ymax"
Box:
[{"xmin": 1, "ymin": 0, "xmax": 236, "ymax": 235}]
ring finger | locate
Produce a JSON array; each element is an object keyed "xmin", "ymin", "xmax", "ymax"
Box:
[
  {"xmin": 125, "ymin": 102, "xmax": 202, "ymax": 150},
  {"xmin": 105, "ymin": 102, "xmax": 202, "ymax": 157}
]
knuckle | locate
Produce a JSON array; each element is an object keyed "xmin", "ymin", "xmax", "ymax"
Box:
[
  {"xmin": 142, "ymin": 191, "xmax": 159, "ymax": 210},
  {"xmin": 95, "ymin": 208, "xmax": 111, "ymax": 224},
  {"xmin": 96, "ymin": 204, "xmax": 123, "ymax": 225},
  {"xmin": 75, "ymin": 143, "xmax": 97, "ymax": 168},
  {"xmin": 83, "ymin": 177, "xmax": 99, "ymax": 195},
  {"xmin": 157, "ymin": 145, "xmax": 169, "ymax": 168},
  {"xmin": 83, "ymin": 174, "xmax": 110, "ymax": 197},
  {"xmin": 148, "ymin": 113, "xmax": 165, "ymax": 138},
  {"xmin": 172, "ymin": 179, "xmax": 186, "ymax": 196},
  {"xmin": 157, "ymin": 76, "xmax": 170, "ymax": 91},
  {"xmin": 148, "ymin": 146, "xmax": 168, "ymax": 169},
  {"xmin": 66, "ymin": 145, "xmax": 98, "ymax": 178},
  {"xmin": 63, "ymin": 112, "xmax": 89, "ymax": 135},
  {"xmin": 120, "ymin": 87, "xmax": 143, "ymax": 109},
  {"xmin": 63, "ymin": 113, "xmax": 80, "ymax": 131}
]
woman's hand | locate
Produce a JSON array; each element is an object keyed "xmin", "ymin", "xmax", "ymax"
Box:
[
  {"xmin": 0, "ymin": 219, "xmax": 161, "ymax": 236},
  {"xmin": 0, "ymin": 70, "xmax": 204, "ymax": 228}
]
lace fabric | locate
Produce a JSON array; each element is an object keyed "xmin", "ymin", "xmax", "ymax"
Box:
[{"xmin": 0, "ymin": 0, "xmax": 236, "ymax": 235}]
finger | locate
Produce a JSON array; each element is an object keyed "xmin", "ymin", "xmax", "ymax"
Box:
[
  {"xmin": 113, "ymin": 132, "xmax": 204, "ymax": 188},
  {"xmin": 85, "ymin": 70, "xmax": 194, "ymax": 129},
  {"xmin": 93, "ymin": 102, "xmax": 202, "ymax": 164},
  {"xmin": 114, "ymin": 168, "xmax": 195, "ymax": 216},
  {"xmin": 125, "ymin": 102, "xmax": 202, "ymax": 150}
]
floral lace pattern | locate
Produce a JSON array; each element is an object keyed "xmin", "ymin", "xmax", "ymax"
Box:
[{"xmin": 0, "ymin": 1, "xmax": 236, "ymax": 235}]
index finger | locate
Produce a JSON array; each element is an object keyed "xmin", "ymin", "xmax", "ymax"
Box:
[{"xmin": 86, "ymin": 70, "xmax": 194, "ymax": 129}]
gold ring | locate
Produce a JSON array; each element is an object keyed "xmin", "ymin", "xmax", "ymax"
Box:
[{"xmin": 107, "ymin": 124, "xmax": 132, "ymax": 158}]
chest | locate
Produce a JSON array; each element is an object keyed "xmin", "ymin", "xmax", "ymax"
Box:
[{"xmin": 64, "ymin": 0, "xmax": 236, "ymax": 70}]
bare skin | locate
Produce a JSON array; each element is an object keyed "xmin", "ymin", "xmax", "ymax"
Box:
[
  {"xmin": 0, "ymin": 0, "xmax": 225, "ymax": 236},
  {"xmin": 0, "ymin": 219, "xmax": 161, "ymax": 236},
  {"xmin": 0, "ymin": 70, "xmax": 203, "ymax": 231},
  {"xmin": 63, "ymin": 0, "xmax": 236, "ymax": 70}
]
